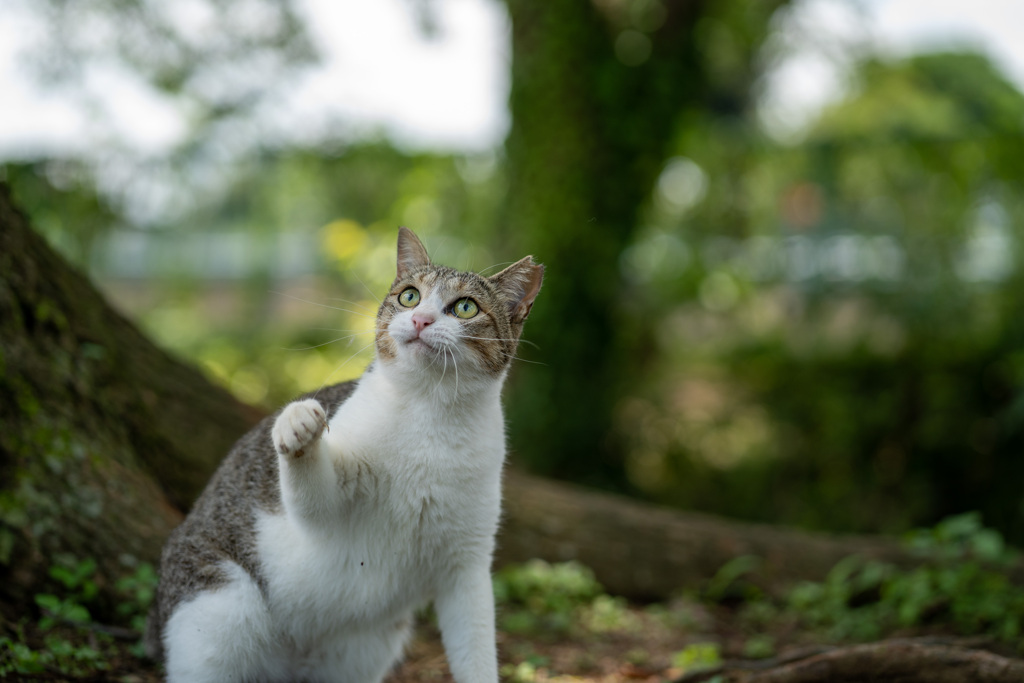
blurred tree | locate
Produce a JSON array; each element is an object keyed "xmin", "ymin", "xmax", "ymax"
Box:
[
  {"xmin": 746, "ymin": 52, "xmax": 1024, "ymax": 539},
  {"xmin": 16, "ymin": 0, "xmax": 316, "ymax": 144},
  {"xmin": 2, "ymin": 160, "xmax": 121, "ymax": 268},
  {"xmin": 625, "ymin": 51, "xmax": 1024, "ymax": 542},
  {"xmin": 501, "ymin": 0, "xmax": 790, "ymax": 488}
]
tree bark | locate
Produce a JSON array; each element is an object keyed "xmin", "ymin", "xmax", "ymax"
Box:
[
  {"xmin": 0, "ymin": 184, "xmax": 259, "ymax": 611},
  {"xmin": 497, "ymin": 470, "xmax": 913, "ymax": 600},
  {"xmin": 501, "ymin": 0, "xmax": 789, "ymax": 489},
  {"xmin": 500, "ymin": 0, "xmax": 705, "ymax": 488}
]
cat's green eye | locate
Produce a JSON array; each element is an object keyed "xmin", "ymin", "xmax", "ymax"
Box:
[
  {"xmin": 398, "ymin": 288, "xmax": 420, "ymax": 307},
  {"xmin": 452, "ymin": 298, "xmax": 479, "ymax": 319}
]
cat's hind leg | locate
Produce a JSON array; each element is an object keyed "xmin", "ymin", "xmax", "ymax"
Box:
[{"xmin": 162, "ymin": 562, "xmax": 285, "ymax": 683}]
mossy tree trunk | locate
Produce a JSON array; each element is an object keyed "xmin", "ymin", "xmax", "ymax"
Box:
[
  {"xmin": 0, "ymin": 184, "xmax": 260, "ymax": 612},
  {"xmin": 501, "ymin": 0, "xmax": 789, "ymax": 488}
]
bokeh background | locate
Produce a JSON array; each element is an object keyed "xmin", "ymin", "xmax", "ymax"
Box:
[{"xmin": 4, "ymin": 0, "xmax": 1024, "ymax": 543}]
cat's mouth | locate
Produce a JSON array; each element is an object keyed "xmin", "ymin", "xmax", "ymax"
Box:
[{"xmin": 404, "ymin": 337, "xmax": 437, "ymax": 353}]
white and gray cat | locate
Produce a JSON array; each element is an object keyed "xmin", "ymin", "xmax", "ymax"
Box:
[{"xmin": 145, "ymin": 227, "xmax": 543, "ymax": 683}]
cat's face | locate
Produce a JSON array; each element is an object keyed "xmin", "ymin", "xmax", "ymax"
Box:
[{"xmin": 375, "ymin": 228, "xmax": 543, "ymax": 382}]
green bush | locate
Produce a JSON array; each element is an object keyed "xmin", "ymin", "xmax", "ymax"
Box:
[{"xmin": 781, "ymin": 513, "xmax": 1024, "ymax": 645}]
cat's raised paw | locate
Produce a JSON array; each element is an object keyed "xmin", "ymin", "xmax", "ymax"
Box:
[{"xmin": 272, "ymin": 399, "xmax": 328, "ymax": 458}]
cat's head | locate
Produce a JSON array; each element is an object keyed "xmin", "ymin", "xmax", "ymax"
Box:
[{"xmin": 375, "ymin": 228, "xmax": 543, "ymax": 387}]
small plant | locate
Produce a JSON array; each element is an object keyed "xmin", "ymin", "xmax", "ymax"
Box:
[
  {"xmin": 34, "ymin": 556, "xmax": 99, "ymax": 630},
  {"xmin": 742, "ymin": 634, "xmax": 775, "ymax": 659},
  {"xmin": 49, "ymin": 556, "xmax": 99, "ymax": 602},
  {"xmin": 781, "ymin": 512, "xmax": 1024, "ymax": 644},
  {"xmin": 1, "ymin": 555, "xmax": 159, "ymax": 677},
  {"xmin": 705, "ymin": 555, "xmax": 763, "ymax": 604},
  {"xmin": 672, "ymin": 642, "xmax": 722, "ymax": 674},
  {"xmin": 493, "ymin": 560, "xmax": 605, "ymax": 635},
  {"xmin": 0, "ymin": 633, "xmax": 46, "ymax": 676},
  {"xmin": 579, "ymin": 594, "xmax": 640, "ymax": 633},
  {"xmin": 0, "ymin": 632, "xmax": 110, "ymax": 677},
  {"xmin": 34, "ymin": 593, "xmax": 91, "ymax": 630},
  {"xmin": 500, "ymin": 660, "xmax": 539, "ymax": 682},
  {"xmin": 115, "ymin": 562, "xmax": 159, "ymax": 632},
  {"xmin": 494, "ymin": 560, "xmax": 604, "ymax": 614}
]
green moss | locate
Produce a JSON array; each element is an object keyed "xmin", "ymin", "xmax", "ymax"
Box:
[
  {"xmin": 34, "ymin": 298, "xmax": 69, "ymax": 333},
  {"xmin": 0, "ymin": 407, "xmax": 109, "ymax": 566},
  {"xmin": 0, "ymin": 525, "xmax": 15, "ymax": 565}
]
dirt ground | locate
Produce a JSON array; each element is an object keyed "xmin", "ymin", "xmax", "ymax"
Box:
[
  {"xmin": 387, "ymin": 599, "xmax": 787, "ymax": 683},
  {"xmin": 3, "ymin": 598, "xmax": 758, "ymax": 682},
  {"xmin": 7, "ymin": 597, "xmax": 998, "ymax": 682}
]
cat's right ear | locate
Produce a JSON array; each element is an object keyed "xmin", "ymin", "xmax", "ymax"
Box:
[
  {"xmin": 490, "ymin": 256, "xmax": 544, "ymax": 324},
  {"xmin": 396, "ymin": 227, "xmax": 431, "ymax": 277}
]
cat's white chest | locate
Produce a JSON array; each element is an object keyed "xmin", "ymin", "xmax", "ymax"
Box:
[{"xmin": 256, "ymin": 370, "xmax": 505, "ymax": 639}]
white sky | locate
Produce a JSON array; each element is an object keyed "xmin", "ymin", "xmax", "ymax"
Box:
[
  {"xmin": 0, "ymin": 0, "xmax": 1021, "ymax": 159},
  {"xmin": 762, "ymin": 0, "xmax": 1024, "ymax": 138}
]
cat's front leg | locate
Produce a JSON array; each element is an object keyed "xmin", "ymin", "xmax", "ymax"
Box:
[
  {"xmin": 272, "ymin": 399, "xmax": 336, "ymax": 524},
  {"xmin": 435, "ymin": 564, "xmax": 498, "ymax": 683}
]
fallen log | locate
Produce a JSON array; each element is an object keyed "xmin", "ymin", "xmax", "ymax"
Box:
[
  {"xmin": 676, "ymin": 638, "xmax": 1024, "ymax": 683},
  {"xmin": 498, "ymin": 470, "xmax": 914, "ymax": 600}
]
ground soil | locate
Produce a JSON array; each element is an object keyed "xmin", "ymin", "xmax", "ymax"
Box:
[
  {"xmin": 2, "ymin": 599, "xmax": 750, "ymax": 682},
  {"xmin": 4, "ymin": 598, "xmax": 1019, "ymax": 682}
]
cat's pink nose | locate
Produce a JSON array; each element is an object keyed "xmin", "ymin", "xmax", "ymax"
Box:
[{"xmin": 412, "ymin": 312, "xmax": 435, "ymax": 333}]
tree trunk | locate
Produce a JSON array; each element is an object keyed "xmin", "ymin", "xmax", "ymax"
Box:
[
  {"xmin": 500, "ymin": 0, "xmax": 789, "ymax": 489},
  {"xmin": 0, "ymin": 184, "xmax": 259, "ymax": 611},
  {"xmin": 500, "ymin": 0, "xmax": 706, "ymax": 488}
]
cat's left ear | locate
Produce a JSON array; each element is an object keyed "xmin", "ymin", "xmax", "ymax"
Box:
[
  {"xmin": 396, "ymin": 227, "xmax": 431, "ymax": 277},
  {"xmin": 490, "ymin": 257, "xmax": 544, "ymax": 324}
]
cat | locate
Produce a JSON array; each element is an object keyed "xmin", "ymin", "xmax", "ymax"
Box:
[{"xmin": 144, "ymin": 227, "xmax": 543, "ymax": 683}]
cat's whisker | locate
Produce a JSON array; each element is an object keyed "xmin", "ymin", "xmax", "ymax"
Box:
[
  {"xmin": 270, "ymin": 291, "xmax": 376, "ymax": 319},
  {"xmin": 454, "ymin": 334, "xmax": 544, "ymax": 364},
  {"xmin": 508, "ymin": 355, "xmax": 547, "ymax": 366},
  {"xmin": 282, "ymin": 332, "xmax": 372, "ymax": 351},
  {"xmin": 427, "ymin": 345, "xmax": 445, "ymax": 373},
  {"xmin": 477, "ymin": 261, "xmax": 515, "ymax": 276},
  {"xmin": 324, "ymin": 298, "xmax": 377, "ymax": 314},
  {"xmin": 352, "ymin": 275, "xmax": 382, "ymax": 306},
  {"xmin": 489, "ymin": 348, "xmax": 548, "ymax": 366},
  {"xmin": 311, "ymin": 340, "xmax": 378, "ymax": 400},
  {"xmin": 438, "ymin": 345, "xmax": 449, "ymax": 390},
  {"xmin": 458, "ymin": 334, "xmax": 541, "ymax": 350},
  {"xmin": 449, "ymin": 346, "xmax": 459, "ymax": 397},
  {"xmin": 307, "ymin": 328, "xmax": 376, "ymax": 334}
]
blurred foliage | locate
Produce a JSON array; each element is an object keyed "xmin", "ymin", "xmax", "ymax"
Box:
[
  {"xmin": 0, "ymin": 555, "xmax": 157, "ymax": 675},
  {"xmin": 14, "ymin": 0, "xmax": 316, "ymax": 143},
  {"xmin": 492, "ymin": 560, "xmax": 638, "ymax": 637},
  {"xmin": 695, "ymin": 514, "xmax": 1024, "ymax": 654},
  {"xmin": 671, "ymin": 642, "xmax": 722, "ymax": 675},
  {"xmin": 772, "ymin": 513, "xmax": 1024, "ymax": 646},
  {"xmin": 620, "ymin": 51, "xmax": 1024, "ymax": 542},
  {"xmin": 4, "ymin": 0, "xmax": 1024, "ymax": 546}
]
